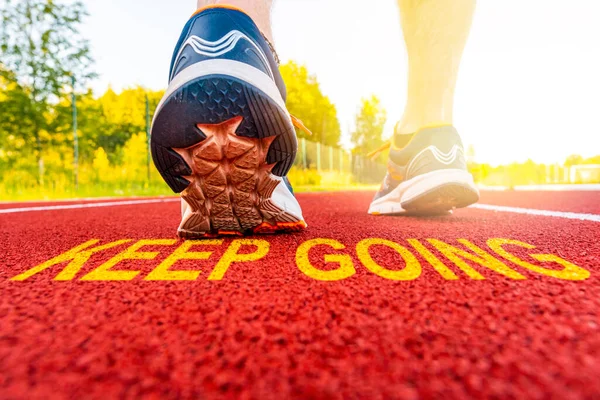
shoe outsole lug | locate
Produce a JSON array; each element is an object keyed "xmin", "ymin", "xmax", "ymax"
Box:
[
  {"xmin": 151, "ymin": 75, "xmax": 296, "ymax": 194},
  {"xmin": 175, "ymin": 116, "xmax": 304, "ymax": 238},
  {"xmin": 151, "ymin": 75, "xmax": 304, "ymax": 237}
]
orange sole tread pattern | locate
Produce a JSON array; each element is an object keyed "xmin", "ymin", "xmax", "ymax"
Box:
[{"xmin": 175, "ymin": 116, "xmax": 305, "ymax": 239}]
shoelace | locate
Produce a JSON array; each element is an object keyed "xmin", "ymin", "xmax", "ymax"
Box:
[
  {"xmin": 367, "ymin": 142, "xmax": 391, "ymax": 160},
  {"xmin": 367, "ymin": 121, "xmax": 402, "ymax": 160},
  {"xmin": 262, "ymin": 33, "xmax": 281, "ymax": 65},
  {"xmin": 290, "ymin": 115, "xmax": 313, "ymax": 137}
]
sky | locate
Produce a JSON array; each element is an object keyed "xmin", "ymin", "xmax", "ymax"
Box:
[{"xmin": 80, "ymin": 0, "xmax": 600, "ymax": 165}]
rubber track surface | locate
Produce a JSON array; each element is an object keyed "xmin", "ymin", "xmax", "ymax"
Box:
[
  {"xmin": 1, "ymin": 191, "xmax": 599, "ymax": 399},
  {"xmin": 479, "ymin": 190, "xmax": 600, "ymax": 214}
]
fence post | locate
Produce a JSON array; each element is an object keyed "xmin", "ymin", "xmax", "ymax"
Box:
[
  {"xmin": 317, "ymin": 142, "xmax": 321, "ymax": 172},
  {"xmin": 301, "ymin": 137, "xmax": 307, "ymax": 169},
  {"xmin": 145, "ymin": 94, "xmax": 151, "ymax": 182},
  {"xmin": 329, "ymin": 146, "xmax": 333, "ymax": 171},
  {"xmin": 339, "ymin": 148, "xmax": 343, "ymax": 173},
  {"xmin": 72, "ymin": 76, "xmax": 79, "ymax": 191},
  {"xmin": 349, "ymin": 152, "xmax": 353, "ymax": 177}
]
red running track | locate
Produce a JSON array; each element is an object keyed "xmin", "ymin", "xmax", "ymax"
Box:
[{"xmin": 1, "ymin": 190, "xmax": 599, "ymax": 399}]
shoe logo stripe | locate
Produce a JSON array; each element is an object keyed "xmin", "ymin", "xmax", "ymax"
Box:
[
  {"xmin": 172, "ymin": 30, "xmax": 273, "ymax": 80},
  {"xmin": 406, "ymin": 145, "xmax": 463, "ymax": 176}
]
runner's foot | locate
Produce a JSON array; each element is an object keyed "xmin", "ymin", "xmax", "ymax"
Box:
[
  {"xmin": 151, "ymin": 5, "xmax": 307, "ymax": 238},
  {"xmin": 368, "ymin": 125, "xmax": 480, "ymax": 215}
]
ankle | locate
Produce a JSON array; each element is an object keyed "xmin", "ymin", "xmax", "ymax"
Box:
[
  {"xmin": 395, "ymin": 120, "xmax": 421, "ymax": 136},
  {"xmin": 395, "ymin": 118, "xmax": 453, "ymax": 135},
  {"xmin": 196, "ymin": 0, "xmax": 274, "ymax": 42}
]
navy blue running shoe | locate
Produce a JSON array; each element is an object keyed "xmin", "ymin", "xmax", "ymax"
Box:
[
  {"xmin": 368, "ymin": 125, "xmax": 480, "ymax": 215},
  {"xmin": 151, "ymin": 5, "xmax": 307, "ymax": 238}
]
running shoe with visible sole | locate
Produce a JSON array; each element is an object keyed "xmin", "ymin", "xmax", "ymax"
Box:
[
  {"xmin": 151, "ymin": 5, "xmax": 307, "ymax": 238},
  {"xmin": 368, "ymin": 125, "xmax": 480, "ymax": 215}
]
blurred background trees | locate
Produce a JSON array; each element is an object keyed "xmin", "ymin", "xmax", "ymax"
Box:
[
  {"xmin": 1, "ymin": 1, "xmax": 599, "ymax": 200},
  {"xmin": 351, "ymin": 95, "xmax": 387, "ymax": 159},
  {"xmin": 1, "ymin": 0, "xmax": 95, "ymax": 183},
  {"xmin": 280, "ymin": 61, "xmax": 341, "ymax": 146}
]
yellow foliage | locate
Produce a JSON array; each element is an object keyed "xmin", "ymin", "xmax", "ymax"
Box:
[
  {"xmin": 288, "ymin": 168, "xmax": 355, "ymax": 189},
  {"xmin": 99, "ymin": 87, "xmax": 163, "ymax": 127},
  {"xmin": 92, "ymin": 147, "xmax": 111, "ymax": 182},
  {"xmin": 92, "ymin": 148, "xmax": 109, "ymax": 170},
  {"xmin": 288, "ymin": 168, "xmax": 322, "ymax": 186},
  {"xmin": 121, "ymin": 132, "xmax": 148, "ymax": 181}
]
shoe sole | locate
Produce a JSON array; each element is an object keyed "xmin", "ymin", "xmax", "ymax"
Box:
[
  {"xmin": 368, "ymin": 169, "xmax": 480, "ymax": 215},
  {"xmin": 151, "ymin": 61, "xmax": 306, "ymax": 238}
]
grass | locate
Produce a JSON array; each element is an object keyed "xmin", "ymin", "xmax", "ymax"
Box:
[
  {"xmin": 0, "ymin": 183, "xmax": 172, "ymax": 202},
  {"xmin": 0, "ymin": 181, "xmax": 379, "ymax": 202},
  {"xmin": 293, "ymin": 184, "xmax": 379, "ymax": 193},
  {"xmin": 0, "ymin": 167, "xmax": 384, "ymax": 202}
]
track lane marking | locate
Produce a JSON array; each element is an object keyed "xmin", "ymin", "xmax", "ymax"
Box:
[
  {"xmin": 11, "ymin": 237, "xmax": 590, "ymax": 282},
  {"xmin": 1, "ymin": 198, "xmax": 599, "ymax": 223},
  {"xmin": 471, "ymin": 204, "xmax": 600, "ymax": 222},
  {"xmin": 0, "ymin": 198, "xmax": 179, "ymax": 214}
]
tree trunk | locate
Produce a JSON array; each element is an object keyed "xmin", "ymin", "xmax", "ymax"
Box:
[{"xmin": 34, "ymin": 122, "xmax": 44, "ymax": 186}]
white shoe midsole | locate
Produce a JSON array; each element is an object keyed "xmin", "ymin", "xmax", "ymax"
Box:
[
  {"xmin": 180, "ymin": 175, "xmax": 304, "ymax": 225},
  {"xmin": 270, "ymin": 176, "xmax": 304, "ymax": 221},
  {"xmin": 368, "ymin": 169, "xmax": 477, "ymax": 214},
  {"xmin": 155, "ymin": 59, "xmax": 289, "ymax": 124}
]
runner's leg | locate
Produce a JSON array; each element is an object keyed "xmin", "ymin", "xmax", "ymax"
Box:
[
  {"xmin": 368, "ymin": 0, "xmax": 479, "ymax": 215},
  {"xmin": 151, "ymin": 1, "xmax": 306, "ymax": 237},
  {"xmin": 396, "ymin": 0, "xmax": 476, "ymax": 135}
]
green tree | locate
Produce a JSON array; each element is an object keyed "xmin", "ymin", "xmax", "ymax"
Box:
[
  {"xmin": 0, "ymin": 0, "xmax": 95, "ymax": 183},
  {"xmin": 0, "ymin": 67, "xmax": 36, "ymax": 172},
  {"xmin": 51, "ymin": 87, "xmax": 164, "ymax": 165},
  {"xmin": 351, "ymin": 95, "xmax": 387, "ymax": 157},
  {"xmin": 280, "ymin": 61, "xmax": 341, "ymax": 146}
]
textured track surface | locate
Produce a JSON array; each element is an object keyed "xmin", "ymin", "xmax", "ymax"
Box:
[
  {"xmin": 1, "ymin": 190, "xmax": 599, "ymax": 399},
  {"xmin": 479, "ymin": 189, "xmax": 600, "ymax": 214}
]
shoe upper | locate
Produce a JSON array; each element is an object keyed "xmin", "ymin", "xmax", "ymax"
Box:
[
  {"xmin": 374, "ymin": 126, "xmax": 468, "ymax": 200},
  {"xmin": 162, "ymin": 6, "xmax": 298, "ymax": 195},
  {"xmin": 168, "ymin": 7, "xmax": 287, "ymax": 101}
]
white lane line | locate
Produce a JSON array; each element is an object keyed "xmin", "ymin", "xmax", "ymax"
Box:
[
  {"xmin": 3, "ymin": 198, "xmax": 599, "ymax": 223},
  {"xmin": 0, "ymin": 198, "xmax": 180, "ymax": 214},
  {"xmin": 479, "ymin": 184, "xmax": 600, "ymax": 192},
  {"xmin": 471, "ymin": 204, "xmax": 600, "ymax": 223}
]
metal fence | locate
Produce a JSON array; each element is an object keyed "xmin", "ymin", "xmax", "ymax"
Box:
[
  {"xmin": 469, "ymin": 163, "xmax": 600, "ymax": 187},
  {"xmin": 293, "ymin": 138, "xmax": 386, "ymax": 185}
]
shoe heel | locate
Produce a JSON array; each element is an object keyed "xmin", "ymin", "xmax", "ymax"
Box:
[
  {"xmin": 176, "ymin": 116, "xmax": 305, "ymax": 238},
  {"xmin": 151, "ymin": 72, "xmax": 297, "ymax": 193}
]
